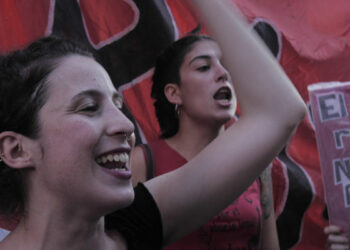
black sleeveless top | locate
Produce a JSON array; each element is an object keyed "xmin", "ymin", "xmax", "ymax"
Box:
[{"xmin": 105, "ymin": 183, "xmax": 163, "ymax": 250}]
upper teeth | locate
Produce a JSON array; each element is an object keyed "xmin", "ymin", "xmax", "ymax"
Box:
[
  {"xmin": 96, "ymin": 152, "xmax": 129, "ymax": 165},
  {"xmin": 214, "ymin": 88, "xmax": 231, "ymax": 100}
]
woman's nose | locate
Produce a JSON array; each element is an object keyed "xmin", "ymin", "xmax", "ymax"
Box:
[
  {"xmin": 215, "ymin": 64, "xmax": 229, "ymax": 82},
  {"xmin": 106, "ymin": 108, "xmax": 135, "ymax": 138}
]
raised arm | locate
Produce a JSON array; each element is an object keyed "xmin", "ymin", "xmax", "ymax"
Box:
[{"xmin": 144, "ymin": 0, "xmax": 306, "ymax": 245}]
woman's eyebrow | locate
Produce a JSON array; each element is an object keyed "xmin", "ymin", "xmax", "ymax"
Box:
[
  {"xmin": 189, "ymin": 55, "xmax": 211, "ymax": 65},
  {"xmin": 71, "ymin": 89, "xmax": 102, "ymax": 102}
]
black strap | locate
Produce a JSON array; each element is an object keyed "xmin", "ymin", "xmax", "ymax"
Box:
[{"xmin": 139, "ymin": 144, "xmax": 154, "ymax": 180}]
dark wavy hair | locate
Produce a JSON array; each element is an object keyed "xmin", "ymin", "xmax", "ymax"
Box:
[
  {"xmin": 151, "ymin": 34, "xmax": 213, "ymax": 138},
  {"xmin": 0, "ymin": 36, "xmax": 93, "ymax": 219}
]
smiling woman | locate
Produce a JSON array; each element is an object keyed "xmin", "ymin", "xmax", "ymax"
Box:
[
  {"xmin": 0, "ymin": 0, "xmax": 306, "ymax": 250},
  {"xmin": 0, "ymin": 36, "xmax": 145, "ymax": 250},
  {"xmin": 0, "ymin": 39, "xmax": 96, "ymax": 219},
  {"xmin": 34, "ymin": 54, "xmax": 135, "ymax": 212}
]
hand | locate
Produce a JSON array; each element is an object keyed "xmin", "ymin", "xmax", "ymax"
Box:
[{"xmin": 325, "ymin": 225, "xmax": 349, "ymax": 250}]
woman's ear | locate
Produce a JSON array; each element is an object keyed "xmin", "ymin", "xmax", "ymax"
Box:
[
  {"xmin": 164, "ymin": 83, "xmax": 182, "ymax": 105},
  {"xmin": 0, "ymin": 131, "xmax": 35, "ymax": 169}
]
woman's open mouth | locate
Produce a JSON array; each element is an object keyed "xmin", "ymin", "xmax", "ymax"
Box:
[
  {"xmin": 95, "ymin": 151, "xmax": 132, "ymax": 180},
  {"xmin": 213, "ymin": 86, "xmax": 233, "ymax": 106},
  {"xmin": 96, "ymin": 152, "xmax": 129, "ymax": 170}
]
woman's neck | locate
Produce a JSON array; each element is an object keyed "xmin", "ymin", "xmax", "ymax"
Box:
[
  {"xmin": 166, "ymin": 118, "xmax": 225, "ymax": 161},
  {"xmin": 0, "ymin": 212, "xmax": 124, "ymax": 250},
  {"xmin": 0, "ymin": 172, "xmax": 131, "ymax": 250}
]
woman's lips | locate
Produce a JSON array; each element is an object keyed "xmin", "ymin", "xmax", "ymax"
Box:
[
  {"xmin": 100, "ymin": 167, "xmax": 132, "ymax": 180},
  {"xmin": 213, "ymin": 86, "xmax": 233, "ymax": 107},
  {"xmin": 96, "ymin": 151, "xmax": 132, "ymax": 180}
]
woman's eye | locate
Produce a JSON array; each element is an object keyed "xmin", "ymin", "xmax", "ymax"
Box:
[
  {"xmin": 80, "ymin": 103, "xmax": 99, "ymax": 112},
  {"xmin": 197, "ymin": 65, "xmax": 210, "ymax": 72}
]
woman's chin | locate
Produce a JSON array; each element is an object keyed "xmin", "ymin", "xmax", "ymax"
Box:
[{"xmin": 109, "ymin": 187, "xmax": 135, "ymax": 211}]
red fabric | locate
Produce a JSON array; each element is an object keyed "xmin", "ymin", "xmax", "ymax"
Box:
[
  {"xmin": 79, "ymin": 0, "xmax": 138, "ymax": 48},
  {"xmin": 148, "ymin": 139, "xmax": 262, "ymax": 250},
  {"xmin": 123, "ymin": 75, "xmax": 160, "ymax": 142},
  {"xmin": 0, "ymin": 0, "xmax": 52, "ymax": 53}
]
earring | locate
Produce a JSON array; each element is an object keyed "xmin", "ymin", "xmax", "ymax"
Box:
[{"xmin": 175, "ymin": 104, "xmax": 180, "ymax": 117}]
